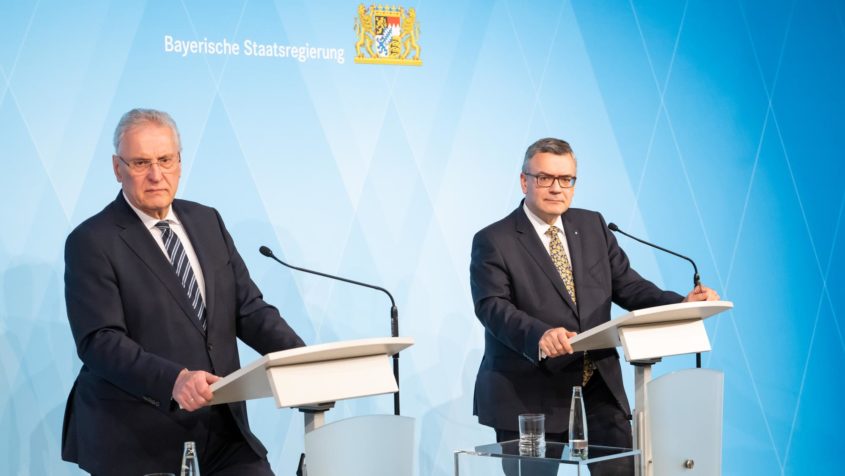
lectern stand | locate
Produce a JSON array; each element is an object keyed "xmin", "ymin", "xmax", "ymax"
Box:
[
  {"xmin": 210, "ymin": 337, "xmax": 414, "ymax": 474},
  {"xmin": 570, "ymin": 301, "xmax": 733, "ymax": 476}
]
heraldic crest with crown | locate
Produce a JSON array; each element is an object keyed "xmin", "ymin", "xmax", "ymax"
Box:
[{"xmin": 354, "ymin": 4, "xmax": 422, "ymax": 66}]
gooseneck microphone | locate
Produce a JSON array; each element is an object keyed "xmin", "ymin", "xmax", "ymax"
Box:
[
  {"xmin": 607, "ymin": 223, "xmax": 704, "ymax": 368},
  {"xmin": 607, "ymin": 223, "xmax": 700, "ymax": 289},
  {"xmin": 259, "ymin": 245, "xmax": 402, "ymax": 415}
]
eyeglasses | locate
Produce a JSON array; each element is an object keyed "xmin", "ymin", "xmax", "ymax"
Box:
[
  {"xmin": 524, "ymin": 172, "xmax": 576, "ymax": 188},
  {"xmin": 115, "ymin": 154, "xmax": 181, "ymax": 174}
]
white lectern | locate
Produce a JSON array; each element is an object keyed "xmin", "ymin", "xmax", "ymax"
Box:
[
  {"xmin": 570, "ymin": 301, "xmax": 733, "ymax": 476},
  {"xmin": 211, "ymin": 336, "xmax": 413, "ymax": 425},
  {"xmin": 210, "ymin": 337, "xmax": 414, "ymax": 474}
]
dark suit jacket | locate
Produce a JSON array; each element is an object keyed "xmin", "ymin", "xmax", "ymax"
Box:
[
  {"xmin": 62, "ymin": 192, "xmax": 304, "ymax": 475},
  {"xmin": 470, "ymin": 205, "xmax": 683, "ymax": 431}
]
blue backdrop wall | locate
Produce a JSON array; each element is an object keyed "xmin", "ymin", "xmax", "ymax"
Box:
[{"xmin": 1, "ymin": 0, "xmax": 843, "ymax": 474}]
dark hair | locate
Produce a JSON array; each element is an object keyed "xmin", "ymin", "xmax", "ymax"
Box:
[{"xmin": 522, "ymin": 138, "xmax": 575, "ymax": 171}]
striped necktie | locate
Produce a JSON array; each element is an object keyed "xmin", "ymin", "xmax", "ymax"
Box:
[
  {"xmin": 546, "ymin": 226, "xmax": 594, "ymax": 386},
  {"xmin": 155, "ymin": 221, "xmax": 206, "ymax": 331}
]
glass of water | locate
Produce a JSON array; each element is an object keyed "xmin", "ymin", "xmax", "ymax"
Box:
[{"xmin": 518, "ymin": 413, "xmax": 546, "ymax": 456}]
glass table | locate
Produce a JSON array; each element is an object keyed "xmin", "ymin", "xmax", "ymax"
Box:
[{"xmin": 454, "ymin": 440, "xmax": 640, "ymax": 475}]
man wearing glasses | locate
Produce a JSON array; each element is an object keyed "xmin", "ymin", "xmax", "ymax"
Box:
[
  {"xmin": 469, "ymin": 138, "xmax": 719, "ymax": 475},
  {"xmin": 62, "ymin": 109, "xmax": 304, "ymax": 475}
]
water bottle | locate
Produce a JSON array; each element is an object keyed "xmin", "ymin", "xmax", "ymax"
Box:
[
  {"xmin": 568, "ymin": 386, "xmax": 588, "ymax": 459},
  {"xmin": 180, "ymin": 441, "xmax": 200, "ymax": 476}
]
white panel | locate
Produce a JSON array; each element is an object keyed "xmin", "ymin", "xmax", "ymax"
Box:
[
  {"xmin": 648, "ymin": 369, "xmax": 723, "ymax": 476},
  {"xmin": 268, "ymin": 354, "xmax": 397, "ymax": 408},
  {"xmin": 304, "ymin": 415, "xmax": 415, "ymax": 476},
  {"xmin": 619, "ymin": 320, "xmax": 711, "ymax": 362}
]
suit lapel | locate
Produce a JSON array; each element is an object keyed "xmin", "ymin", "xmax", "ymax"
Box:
[
  {"xmin": 513, "ymin": 207, "xmax": 578, "ymax": 315},
  {"xmin": 112, "ymin": 193, "xmax": 206, "ymax": 336},
  {"xmin": 562, "ymin": 212, "xmax": 584, "ymax": 320},
  {"xmin": 174, "ymin": 200, "xmax": 215, "ymax": 331}
]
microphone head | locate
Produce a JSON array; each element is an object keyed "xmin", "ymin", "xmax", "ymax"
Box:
[
  {"xmin": 608, "ymin": 222, "xmax": 619, "ymax": 232},
  {"xmin": 259, "ymin": 246, "xmax": 274, "ymax": 257}
]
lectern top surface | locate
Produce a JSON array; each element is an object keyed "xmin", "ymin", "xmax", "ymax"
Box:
[
  {"xmin": 211, "ymin": 337, "xmax": 414, "ymax": 404},
  {"xmin": 262, "ymin": 336, "xmax": 414, "ymax": 366},
  {"xmin": 209, "ymin": 336, "xmax": 413, "ymax": 398},
  {"xmin": 568, "ymin": 300, "xmax": 733, "ymax": 352}
]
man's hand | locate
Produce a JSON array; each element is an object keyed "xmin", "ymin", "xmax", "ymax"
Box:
[
  {"xmin": 683, "ymin": 284, "xmax": 721, "ymax": 302},
  {"xmin": 539, "ymin": 327, "xmax": 577, "ymax": 358},
  {"xmin": 172, "ymin": 369, "xmax": 220, "ymax": 412}
]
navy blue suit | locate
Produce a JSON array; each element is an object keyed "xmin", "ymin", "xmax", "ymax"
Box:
[
  {"xmin": 62, "ymin": 192, "xmax": 304, "ymax": 475},
  {"xmin": 470, "ymin": 205, "xmax": 683, "ymax": 433}
]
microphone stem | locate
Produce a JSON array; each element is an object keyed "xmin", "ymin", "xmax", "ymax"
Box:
[
  {"xmin": 262, "ymin": 248, "xmax": 401, "ymax": 415},
  {"xmin": 607, "ymin": 227, "xmax": 704, "ymax": 368},
  {"xmin": 269, "ymin": 256, "xmax": 397, "ymax": 309},
  {"xmin": 391, "ymin": 305, "xmax": 400, "ymax": 415},
  {"xmin": 613, "ymin": 227, "xmax": 700, "ymax": 288}
]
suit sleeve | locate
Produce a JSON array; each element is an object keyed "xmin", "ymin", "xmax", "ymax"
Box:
[
  {"xmin": 214, "ymin": 210, "xmax": 305, "ymax": 355},
  {"xmin": 470, "ymin": 230, "xmax": 550, "ymax": 363},
  {"xmin": 65, "ymin": 227, "xmax": 184, "ymax": 408}
]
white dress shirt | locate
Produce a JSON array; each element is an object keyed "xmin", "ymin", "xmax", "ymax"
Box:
[
  {"xmin": 124, "ymin": 192, "xmax": 207, "ymax": 303},
  {"xmin": 522, "ymin": 203, "xmax": 573, "ymax": 261}
]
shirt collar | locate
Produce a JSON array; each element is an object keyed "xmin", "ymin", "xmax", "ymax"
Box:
[
  {"xmin": 522, "ymin": 202, "xmax": 564, "ymax": 235},
  {"xmin": 123, "ymin": 191, "xmax": 181, "ymax": 230}
]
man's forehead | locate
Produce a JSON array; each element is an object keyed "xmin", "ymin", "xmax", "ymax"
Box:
[
  {"xmin": 528, "ymin": 152, "xmax": 576, "ymax": 169},
  {"xmin": 120, "ymin": 123, "xmax": 178, "ymax": 150}
]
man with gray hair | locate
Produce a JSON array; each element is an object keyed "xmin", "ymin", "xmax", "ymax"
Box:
[
  {"xmin": 470, "ymin": 137, "xmax": 719, "ymax": 475},
  {"xmin": 62, "ymin": 108, "xmax": 304, "ymax": 475}
]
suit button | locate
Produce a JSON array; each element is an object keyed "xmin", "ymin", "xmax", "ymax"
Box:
[{"xmin": 207, "ymin": 343, "xmax": 214, "ymax": 352}]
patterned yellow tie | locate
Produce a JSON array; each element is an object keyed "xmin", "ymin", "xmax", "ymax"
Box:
[{"xmin": 546, "ymin": 226, "xmax": 594, "ymax": 386}]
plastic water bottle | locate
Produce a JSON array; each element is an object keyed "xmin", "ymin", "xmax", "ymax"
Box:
[
  {"xmin": 568, "ymin": 386, "xmax": 589, "ymax": 459},
  {"xmin": 180, "ymin": 441, "xmax": 200, "ymax": 476}
]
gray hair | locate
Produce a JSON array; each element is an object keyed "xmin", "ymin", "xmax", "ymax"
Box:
[
  {"xmin": 522, "ymin": 137, "xmax": 575, "ymax": 171},
  {"xmin": 113, "ymin": 108, "xmax": 181, "ymax": 152}
]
